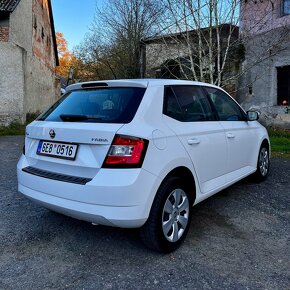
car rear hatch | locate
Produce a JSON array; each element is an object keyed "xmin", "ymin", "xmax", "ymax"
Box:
[
  {"xmin": 24, "ymin": 121, "xmax": 124, "ymax": 180},
  {"xmin": 22, "ymin": 82, "xmax": 148, "ymax": 182}
]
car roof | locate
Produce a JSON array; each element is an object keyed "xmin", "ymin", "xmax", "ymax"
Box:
[{"xmin": 66, "ymin": 79, "xmax": 220, "ymax": 92}]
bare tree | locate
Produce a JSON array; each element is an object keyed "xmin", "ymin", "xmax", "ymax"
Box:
[
  {"xmin": 75, "ymin": 0, "xmax": 164, "ymax": 79},
  {"xmin": 145, "ymin": 0, "xmax": 240, "ymax": 87},
  {"xmin": 144, "ymin": 0, "xmax": 289, "ymax": 96}
]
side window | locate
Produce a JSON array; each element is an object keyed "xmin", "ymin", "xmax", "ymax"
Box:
[
  {"xmin": 163, "ymin": 87, "xmax": 183, "ymax": 121},
  {"xmin": 204, "ymin": 87, "xmax": 245, "ymax": 121},
  {"xmin": 163, "ymin": 85, "xmax": 214, "ymax": 122}
]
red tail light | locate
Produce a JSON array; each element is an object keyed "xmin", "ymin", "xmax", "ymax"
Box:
[{"xmin": 102, "ymin": 135, "xmax": 148, "ymax": 168}]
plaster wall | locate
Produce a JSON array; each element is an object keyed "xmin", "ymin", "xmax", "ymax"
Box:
[
  {"xmin": 9, "ymin": 0, "xmax": 33, "ymax": 53},
  {"xmin": 240, "ymin": 0, "xmax": 290, "ymax": 35},
  {"xmin": 0, "ymin": 43, "xmax": 25, "ymax": 125},
  {"xmin": 0, "ymin": 0, "xmax": 58, "ymax": 126},
  {"xmin": 238, "ymin": 26, "xmax": 290, "ymax": 105},
  {"xmin": 24, "ymin": 0, "xmax": 58, "ymax": 116},
  {"xmin": 238, "ymin": 26, "xmax": 290, "ymax": 128},
  {"xmin": 24, "ymin": 55, "xmax": 58, "ymax": 115}
]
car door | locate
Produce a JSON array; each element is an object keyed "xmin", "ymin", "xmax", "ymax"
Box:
[
  {"xmin": 163, "ymin": 85, "xmax": 228, "ymax": 194},
  {"xmin": 203, "ymin": 86, "xmax": 259, "ymax": 181}
]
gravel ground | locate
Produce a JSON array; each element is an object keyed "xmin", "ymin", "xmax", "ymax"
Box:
[{"xmin": 0, "ymin": 136, "xmax": 289, "ymax": 290}]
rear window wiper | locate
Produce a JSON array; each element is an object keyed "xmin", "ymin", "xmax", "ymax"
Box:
[{"xmin": 60, "ymin": 114, "xmax": 103, "ymax": 122}]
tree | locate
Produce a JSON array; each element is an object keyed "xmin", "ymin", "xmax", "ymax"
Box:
[
  {"xmin": 145, "ymin": 0, "xmax": 289, "ymax": 97},
  {"xmin": 146, "ymin": 0, "xmax": 240, "ymax": 87},
  {"xmin": 55, "ymin": 32, "xmax": 75, "ymax": 78},
  {"xmin": 75, "ymin": 0, "xmax": 164, "ymax": 79}
]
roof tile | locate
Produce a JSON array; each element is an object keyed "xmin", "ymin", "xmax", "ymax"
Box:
[{"xmin": 0, "ymin": 0, "xmax": 21, "ymax": 12}]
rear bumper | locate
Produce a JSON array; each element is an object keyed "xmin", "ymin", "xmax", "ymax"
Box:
[{"xmin": 17, "ymin": 155, "xmax": 160, "ymax": 228}]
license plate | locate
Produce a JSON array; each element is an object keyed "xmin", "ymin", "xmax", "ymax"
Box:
[{"xmin": 37, "ymin": 140, "xmax": 78, "ymax": 160}]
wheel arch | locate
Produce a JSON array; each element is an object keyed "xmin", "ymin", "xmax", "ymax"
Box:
[
  {"xmin": 259, "ymin": 138, "xmax": 271, "ymax": 158},
  {"xmin": 252, "ymin": 137, "xmax": 271, "ymax": 170},
  {"xmin": 160, "ymin": 166, "xmax": 196, "ymax": 205},
  {"xmin": 261, "ymin": 138, "xmax": 270, "ymax": 149}
]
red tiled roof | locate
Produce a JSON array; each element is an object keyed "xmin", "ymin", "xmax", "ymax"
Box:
[{"xmin": 0, "ymin": 0, "xmax": 21, "ymax": 12}]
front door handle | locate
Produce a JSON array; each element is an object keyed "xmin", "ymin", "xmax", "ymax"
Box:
[
  {"xmin": 227, "ymin": 133, "xmax": 235, "ymax": 139},
  {"xmin": 188, "ymin": 138, "xmax": 201, "ymax": 145}
]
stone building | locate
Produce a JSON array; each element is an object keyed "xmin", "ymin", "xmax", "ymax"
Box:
[
  {"xmin": 140, "ymin": 24, "xmax": 241, "ymax": 96},
  {"xmin": 0, "ymin": 0, "xmax": 59, "ymax": 126},
  {"xmin": 238, "ymin": 0, "xmax": 290, "ymax": 127}
]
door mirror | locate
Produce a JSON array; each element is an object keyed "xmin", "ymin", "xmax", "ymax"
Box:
[{"xmin": 247, "ymin": 111, "xmax": 259, "ymax": 121}]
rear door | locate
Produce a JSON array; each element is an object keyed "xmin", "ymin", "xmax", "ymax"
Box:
[{"xmin": 163, "ymin": 85, "xmax": 228, "ymax": 194}]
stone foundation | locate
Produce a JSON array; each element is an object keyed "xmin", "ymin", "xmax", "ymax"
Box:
[
  {"xmin": 0, "ymin": 113, "xmax": 23, "ymax": 127},
  {"xmin": 244, "ymin": 104, "xmax": 290, "ymax": 129},
  {"xmin": 0, "ymin": 27, "xmax": 9, "ymax": 42}
]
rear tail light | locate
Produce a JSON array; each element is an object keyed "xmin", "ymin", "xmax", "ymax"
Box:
[{"xmin": 102, "ymin": 135, "xmax": 148, "ymax": 168}]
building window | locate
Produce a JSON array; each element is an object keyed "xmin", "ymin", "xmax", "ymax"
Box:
[
  {"xmin": 41, "ymin": 27, "xmax": 45, "ymax": 39},
  {"xmin": 277, "ymin": 66, "xmax": 290, "ymax": 106},
  {"xmin": 282, "ymin": 0, "xmax": 290, "ymax": 15},
  {"xmin": 47, "ymin": 36, "xmax": 50, "ymax": 46},
  {"xmin": 33, "ymin": 15, "xmax": 37, "ymax": 29}
]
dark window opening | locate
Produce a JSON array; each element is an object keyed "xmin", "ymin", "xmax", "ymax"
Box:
[
  {"xmin": 0, "ymin": 12, "xmax": 10, "ymax": 27},
  {"xmin": 159, "ymin": 59, "xmax": 181, "ymax": 79},
  {"xmin": 41, "ymin": 27, "xmax": 45, "ymax": 39},
  {"xmin": 47, "ymin": 36, "xmax": 50, "ymax": 46},
  {"xmin": 277, "ymin": 66, "xmax": 290, "ymax": 105},
  {"xmin": 33, "ymin": 15, "xmax": 37, "ymax": 29}
]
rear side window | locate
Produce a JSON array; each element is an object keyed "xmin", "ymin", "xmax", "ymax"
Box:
[
  {"xmin": 164, "ymin": 85, "xmax": 214, "ymax": 122},
  {"xmin": 38, "ymin": 87, "xmax": 146, "ymax": 123},
  {"xmin": 204, "ymin": 87, "xmax": 245, "ymax": 121}
]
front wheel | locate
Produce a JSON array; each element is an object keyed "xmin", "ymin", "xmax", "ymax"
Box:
[
  {"xmin": 140, "ymin": 177, "xmax": 192, "ymax": 253},
  {"xmin": 252, "ymin": 143, "xmax": 270, "ymax": 182}
]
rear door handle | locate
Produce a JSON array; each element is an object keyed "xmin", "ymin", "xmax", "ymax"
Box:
[
  {"xmin": 187, "ymin": 138, "xmax": 201, "ymax": 145},
  {"xmin": 226, "ymin": 133, "xmax": 235, "ymax": 139}
]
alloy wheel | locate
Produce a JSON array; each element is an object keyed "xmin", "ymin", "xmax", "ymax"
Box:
[
  {"xmin": 162, "ymin": 188, "xmax": 190, "ymax": 242},
  {"xmin": 259, "ymin": 147, "xmax": 269, "ymax": 177}
]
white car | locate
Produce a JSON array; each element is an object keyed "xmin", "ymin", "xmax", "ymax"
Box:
[{"xmin": 17, "ymin": 79, "xmax": 270, "ymax": 252}]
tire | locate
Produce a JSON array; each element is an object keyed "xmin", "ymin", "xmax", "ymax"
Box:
[
  {"xmin": 252, "ymin": 143, "xmax": 270, "ymax": 182},
  {"xmin": 140, "ymin": 176, "xmax": 192, "ymax": 253}
]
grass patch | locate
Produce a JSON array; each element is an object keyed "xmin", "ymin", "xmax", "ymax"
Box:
[
  {"xmin": 0, "ymin": 122, "xmax": 26, "ymax": 136},
  {"xmin": 268, "ymin": 128, "xmax": 290, "ymax": 159},
  {"xmin": 0, "ymin": 113, "xmax": 39, "ymax": 136}
]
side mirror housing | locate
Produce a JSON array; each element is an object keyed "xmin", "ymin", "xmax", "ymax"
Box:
[{"xmin": 247, "ymin": 111, "xmax": 259, "ymax": 121}]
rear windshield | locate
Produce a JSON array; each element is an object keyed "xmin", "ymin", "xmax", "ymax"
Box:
[{"xmin": 38, "ymin": 87, "xmax": 146, "ymax": 123}]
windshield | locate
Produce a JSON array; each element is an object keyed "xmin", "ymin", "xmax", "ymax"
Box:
[{"xmin": 38, "ymin": 87, "xmax": 146, "ymax": 123}]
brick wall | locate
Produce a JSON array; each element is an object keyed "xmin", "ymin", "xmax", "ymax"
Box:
[
  {"xmin": 32, "ymin": 0, "xmax": 55, "ymax": 70},
  {"xmin": 0, "ymin": 27, "xmax": 9, "ymax": 42}
]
